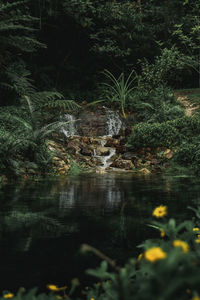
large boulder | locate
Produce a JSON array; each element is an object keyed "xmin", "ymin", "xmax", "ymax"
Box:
[{"xmin": 77, "ymin": 110, "xmax": 106, "ymax": 136}]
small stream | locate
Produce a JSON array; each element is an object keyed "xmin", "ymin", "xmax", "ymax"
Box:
[{"xmin": 0, "ymin": 172, "xmax": 199, "ymax": 292}]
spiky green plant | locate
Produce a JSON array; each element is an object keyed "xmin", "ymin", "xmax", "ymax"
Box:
[{"xmin": 101, "ymin": 69, "xmax": 136, "ymax": 118}]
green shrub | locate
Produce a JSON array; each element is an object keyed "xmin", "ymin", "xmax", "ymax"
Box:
[
  {"xmin": 171, "ymin": 115, "xmax": 200, "ymax": 138},
  {"xmin": 173, "ymin": 139, "xmax": 200, "ymax": 175},
  {"xmin": 127, "ymin": 122, "xmax": 180, "ymax": 149},
  {"xmin": 127, "ymin": 116, "xmax": 200, "ymax": 149},
  {"xmin": 174, "ymin": 143, "xmax": 199, "ymax": 166}
]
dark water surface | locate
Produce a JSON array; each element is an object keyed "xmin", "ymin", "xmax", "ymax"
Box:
[{"xmin": 0, "ymin": 172, "xmax": 200, "ymax": 292}]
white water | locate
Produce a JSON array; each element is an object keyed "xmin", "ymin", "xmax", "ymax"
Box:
[
  {"xmin": 61, "ymin": 114, "xmax": 77, "ymax": 137},
  {"xmin": 93, "ymin": 138, "xmax": 116, "ymax": 170},
  {"xmin": 105, "ymin": 109, "xmax": 122, "ymax": 136}
]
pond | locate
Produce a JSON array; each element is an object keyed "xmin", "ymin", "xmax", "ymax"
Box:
[{"xmin": 0, "ymin": 172, "xmax": 200, "ymax": 293}]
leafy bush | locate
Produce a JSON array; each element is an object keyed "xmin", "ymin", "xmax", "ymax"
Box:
[
  {"xmin": 128, "ymin": 116, "xmax": 200, "ymax": 149},
  {"xmin": 126, "ymin": 47, "xmax": 186, "ymax": 122},
  {"xmin": 173, "ymin": 140, "xmax": 200, "ymax": 174},
  {"xmin": 127, "ymin": 122, "xmax": 180, "ymax": 149},
  {"xmin": 171, "ymin": 116, "xmax": 200, "ymax": 138},
  {"xmin": 132, "ymin": 99, "xmax": 185, "ymax": 123}
]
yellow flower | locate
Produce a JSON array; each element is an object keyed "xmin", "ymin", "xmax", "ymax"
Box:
[
  {"xmin": 195, "ymin": 236, "xmax": 200, "ymax": 243},
  {"xmin": 152, "ymin": 205, "xmax": 167, "ymax": 218},
  {"xmin": 144, "ymin": 247, "xmax": 167, "ymax": 262},
  {"xmin": 173, "ymin": 240, "xmax": 189, "ymax": 253},
  {"xmin": 193, "ymin": 227, "xmax": 200, "ymax": 232},
  {"xmin": 191, "ymin": 297, "xmax": 200, "ymax": 300},
  {"xmin": 160, "ymin": 229, "xmax": 165, "ymax": 238},
  {"xmin": 46, "ymin": 285, "xmax": 67, "ymax": 291},
  {"xmin": 3, "ymin": 294, "xmax": 14, "ymax": 299},
  {"xmin": 90, "ymin": 298, "xmax": 95, "ymax": 300}
]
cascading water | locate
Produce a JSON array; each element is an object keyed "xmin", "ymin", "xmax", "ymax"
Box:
[
  {"xmin": 61, "ymin": 114, "xmax": 77, "ymax": 137},
  {"xmin": 105, "ymin": 109, "xmax": 122, "ymax": 136},
  {"xmin": 93, "ymin": 109, "xmax": 122, "ymax": 170},
  {"xmin": 59, "ymin": 109, "xmax": 123, "ymax": 171},
  {"xmin": 93, "ymin": 137, "xmax": 116, "ymax": 170}
]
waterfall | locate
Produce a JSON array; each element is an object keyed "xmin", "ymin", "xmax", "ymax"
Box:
[
  {"xmin": 105, "ymin": 109, "xmax": 122, "ymax": 136},
  {"xmin": 61, "ymin": 114, "xmax": 77, "ymax": 137},
  {"xmin": 94, "ymin": 138, "xmax": 116, "ymax": 170}
]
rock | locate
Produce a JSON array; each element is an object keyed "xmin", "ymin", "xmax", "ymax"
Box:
[
  {"xmin": 104, "ymin": 138, "xmax": 120, "ymax": 148},
  {"xmin": 151, "ymin": 158, "xmax": 161, "ymax": 165},
  {"xmin": 163, "ymin": 149, "xmax": 173, "ymax": 159},
  {"xmin": 134, "ymin": 159, "xmax": 143, "ymax": 168},
  {"xmin": 145, "ymin": 152, "xmax": 154, "ymax": 160},
  {"xmin": 66, "ymin": 140, "xmax": 81, "ymax": 154},
  {"xmin": 80, "ymin": 147, "xmax": 93, "ymax": 156},
  {"xmin": 122, "ymin": 152, "xmax": 137, "ymax": 161},
  {"xmin": 110, "ymin": 159, "xmax": 134, "ymax": 170},
  {"xmin": 77, "ymin": 111, "xmax": 105, "ymax": 136},
  {"xmin": 53, "ymin": 156, "xmax": 60, "ymax": 161},
  {"xmin": 95, "ymin": 146, "xmax": 110, "ymax": 156},
  {"xmin": 116, "ymin": 145, "xmax": 127, "ymax": 154},
  {"xmin": 138, "ymin": 168, "xmax": 151, "ymax": 175},
  {"xmin": 143, "ymin": 161, "xmax": 151, "ymax": 167}
]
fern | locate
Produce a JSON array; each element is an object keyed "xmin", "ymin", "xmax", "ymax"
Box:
[
  {"xmin": 0, "ymin": 0, "xmax": 46, "ymax": 53},
  {"xmin": 1, "ymin": 61, "xmax": 80, "ymax": 113},
  {"xmin": 44, "ymin": 99, "xmax": 81, "ymax": 111}
]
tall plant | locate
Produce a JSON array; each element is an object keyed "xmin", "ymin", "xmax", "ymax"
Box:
[{"xmin": 101, "ymin": 69, "xmax": 136, "ymax": 118}]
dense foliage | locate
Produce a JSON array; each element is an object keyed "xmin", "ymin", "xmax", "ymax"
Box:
[{"xmin": 0, "ymin": 0, "xmax": 199, "ymax": 176}]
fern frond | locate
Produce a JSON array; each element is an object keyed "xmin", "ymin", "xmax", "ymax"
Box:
[
  {"xmin": 45, "ymin": 99, "xmax": 81, "ymax": 111},
  {"xmin": 85, "ymin": 100, "xmax": 105, "ymax": 107},
  {"xmin": 0, "ymin": 1, "xmax": 29, "ymax": 13},
  {"xmin": 0, "ymin": 36, "xmax": 46, "ymax": 51}
]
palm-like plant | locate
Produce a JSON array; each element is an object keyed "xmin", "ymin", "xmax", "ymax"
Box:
[{"xmin": 100, "ymin": 69, "xmax": 136, "ymax": 118}]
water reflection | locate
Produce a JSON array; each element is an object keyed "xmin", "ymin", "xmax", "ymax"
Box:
[{"xmin": 59, "ymin": 175, "xmax": 124, "ymax": 210}]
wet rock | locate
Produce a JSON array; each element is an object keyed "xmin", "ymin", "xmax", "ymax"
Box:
[
  {"xmin": 145, "ymin": 152, "xmax": 154, "ymax": 160},
  {"xmin": 77, "ymin": 111, "xmax": 105, "ymax": 136},
  {"xmin": 163, "ymin": 149, "xmax": 173, "ymax": 159},
  {"xmin": 116, "ymin": 145, "xmax": 127, "ymax": 154},
  {"xmin": 104, "ymin": 138, "xmax": 120, "ymax": 148},
  {"xmin": 122, "ymin": 152, "xmax": 137, "ymax": 161},
  {"xmin": 110, "ymin": 159, "xmax": 134, "ymax": 170},
  {"xmin": 80, "ymin": 147, "xmax": 93, "ymax": 156},
  {"xmin": 151, "ymin": 158, "xmax": 161, "ymax": 165},
  {"xmin": 134, "ymin": 159, "xmax": 143, "ymax": 168},
  {"xmin": 143, "ymin": 161, "xmax": 151, "ymax": 167},
  {"xmin": 95, "ymin": 146, "xmax": 110, "ymax": 156},
  {"xmin": 66, "ymin": 140, "xmax": 81, "ymax": 154},
  {"xmin": 138, "ymin": 168, "xmax": 151, "ymax": 175}
]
